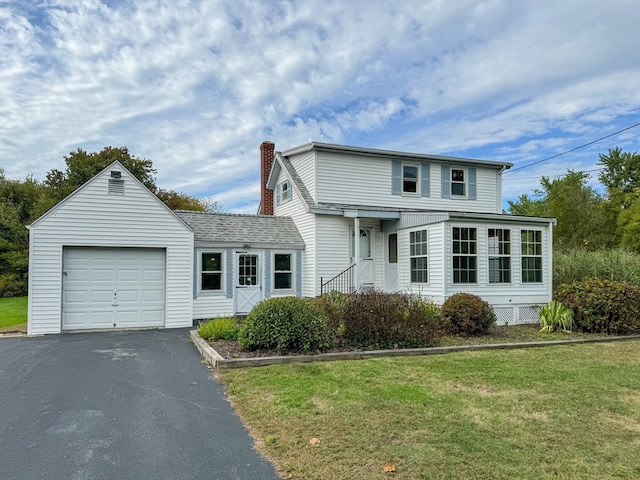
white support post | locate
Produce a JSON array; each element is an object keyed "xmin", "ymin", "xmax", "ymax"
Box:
[{"xmin": 354, "ymin": 217, "xmax": 360, "ymax": 291}]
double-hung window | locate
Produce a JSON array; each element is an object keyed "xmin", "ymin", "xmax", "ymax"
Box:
[
  {"xmin": 276, "ymin": 180, "xmax": 291, "ymax": 205},
  {"xmin": 488, "ymin": 229, "xmax": 511, "ymax": 283},
  {"xmin": 409, "ymin": 229, "xmax": 428, "ymax": 283},
  {"xmin": 201, "ymin": 252, "xmax": 223, "ymax": 291},
  {"xmin": 521, "ymin": 230, "xmax": 543, "ymax": 283},
  {"xmin": 452, "ymin": 227, "xmax": 477, "ymax": 283},
  {"xmin": 274, "ymin": 253, "xmax": 292, "ymax": 290},
  {"xmin": 403, "ymin": 164, "xmax": 419, "ymax": 194},
  {"xmin": 451, "ymin": 168, "xmax": 466, "ymax": 197}
]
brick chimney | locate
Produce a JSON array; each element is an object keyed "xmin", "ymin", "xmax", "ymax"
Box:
[{"xmin": 259, "ymin": 141, "xmax": 275, "ymax": 215}]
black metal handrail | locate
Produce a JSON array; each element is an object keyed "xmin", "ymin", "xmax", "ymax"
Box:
[{"xmin": 320, "ymin": 264, "xmax": 356, "ymax": 295}]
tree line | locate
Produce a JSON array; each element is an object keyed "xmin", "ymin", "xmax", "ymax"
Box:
[
  {"xmin": 508, "ymin": 147, "xmax": 639, "ymax": 252},
  {"xmin": 1, "ymin": 146, "xmax": 220, "ymax": 297}
]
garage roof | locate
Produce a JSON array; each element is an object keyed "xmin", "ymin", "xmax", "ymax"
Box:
[{"xmin": 175, "ymin": 211, "xmax": 305, "ymax": 249}]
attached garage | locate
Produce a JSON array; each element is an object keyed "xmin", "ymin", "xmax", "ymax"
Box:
[
  {"xmin": 62, "ymin": 247, "xmax": 166, "ymax": 330},
  {"xmin": 28, "ymin": 161, "xmax": 194, "ymax": 335}
]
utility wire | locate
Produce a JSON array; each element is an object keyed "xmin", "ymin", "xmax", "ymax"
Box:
[
  {"xmin": 505, "ymin": 121, "xmax": 640, "ymax": 174},
  {"xmin": 509, "ymin": 167, "xmax": 604, "ymax": 181}
]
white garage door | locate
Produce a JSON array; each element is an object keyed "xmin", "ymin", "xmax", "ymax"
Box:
[{"xmin": 62, "ymin": 247, "xmax": 166, "ymax": 330}]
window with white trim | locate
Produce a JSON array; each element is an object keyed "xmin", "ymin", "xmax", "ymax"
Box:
[
  {"xmin": 201, "ymin": 252, "xmax": 223, "ymax": 291},
  {"xmin": 274, "ymin": 253, "xmax": 292, "ymax": 290},
  {"xmin": 409, "ymin": 229, "xmax": 428, "ymax": 283},
  {"xmin": 488, "ymin": 229, "xmax": 511, "ymax": 283},
  {"xmin": 521, "ymin": 230, "xmax": 542, "ymax": 283},
  {"xmin": 276, "ymin": 180, "xmax": 291, "ymax": 205},
  {"xmin": 403, "ymin": 164, "xmax": 419, "ymax": 194},
  {"xmin": 451, "ymin": 168, "xmax": 466, "ymax": 197},
  {"xmin": 452, "ymin": 227, "xmax": 477, "ymax": 283}
]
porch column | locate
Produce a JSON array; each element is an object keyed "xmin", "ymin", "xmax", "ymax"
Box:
[{"xmin": 354, "ymin": 217, "xmax": 360, "ymax": 291}]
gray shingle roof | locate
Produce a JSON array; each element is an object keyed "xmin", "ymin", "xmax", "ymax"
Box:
[{"xmin": 175, "ymin": 211, "xmax": 305, "ymax": 248}]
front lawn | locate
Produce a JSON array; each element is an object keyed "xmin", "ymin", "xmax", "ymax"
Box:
[
  {"xmin": 219, "ymin": 341, "xmax": 640, "ymax": 480},
  {"xmin": 0, "ymin": 296, "xmax": 27, "ymax": 331}
]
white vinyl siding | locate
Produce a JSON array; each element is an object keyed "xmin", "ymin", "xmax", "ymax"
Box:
[
  {"xmin": 288, "ymin": 150, "xmax": 317, "ymax": 201},
  {"xmin": 273, "ymin": 168, "xmax": 316, "ymax": 296},
  {"xmin": 28, "ymin": 165, "xmax": 193, "ymax": 335},
  {"xmin": 315, "ymin": 151, "xmax": 501, "ymax": 213}
]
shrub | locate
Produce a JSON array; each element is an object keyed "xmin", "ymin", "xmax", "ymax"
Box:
[
  {"xmin": 338, "ymin": 290, "xmax": 440, "ymax": 349},
  {"xmin": 0, "ymin": 273, "xmax": 26, "ymax": 298},
  {"xmin": 538, "ymin": 300, "xmax": 574, "ymax": 333},
  {"xmin": 555, "ymin": 278, "xmax": 640, "ymax": 335},
  {"xmin": 198, "ymin": 317, "xmax": 239, "ymax": 341},
  {"xmin": 238, "ymin": 297, "xmax": 331, "ymax": 354},
  {"xmin": 312, "ymin": 290, "xmax": 349, "ymax": 330},
  {"xmin": 440, "ymin": 293, "xmax": 496, "ymax": 336}
]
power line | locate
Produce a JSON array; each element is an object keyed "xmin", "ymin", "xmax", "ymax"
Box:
[
  {"xmin": 509, "ymin": 167, "xmax": 604, "ymax": 181},
  {"xmin": 505, "ymin": 121, "xmax": 640, "ymax": 174}
]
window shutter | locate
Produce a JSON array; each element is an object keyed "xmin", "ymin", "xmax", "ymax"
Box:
[
  {"xmin": 264, "ymin": 249, "xmax": 271, "ymax": 298},
  {"xmin": 420, "ymin": 162, "xmax": 430, "ymax": 197},
  {"xmin": 226, "ymin": 249, "xmax": 233, "ymax": 299},
  {"xmin": 441, "ymin": 165, "xmax": 450, "ymax": 198},
  {"xmin": 468, "ymin": 167, "xmax": 477, "ymax": 200},
  {"xmin": 391, "ymin": 160, "xmax": 401, "ymax": 195},
  {"xmin": 295, "ymin": 250, "xmax": 302, "ymax": 296},
  {"xmin": 193, "ymin": 250, "xmax": 198, "ymax": 299}
]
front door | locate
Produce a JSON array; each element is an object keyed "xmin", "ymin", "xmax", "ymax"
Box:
[
  {"xmin": 351, "ymin": 228, "xmax": 374, "ymax": 287},
  {"xmin": 235, "ymin": 252, "xmax": 262, "ymax": 314}
]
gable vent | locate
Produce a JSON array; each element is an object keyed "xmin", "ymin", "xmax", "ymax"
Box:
[{"xmin": 108, "ymin": 178, "xmax": 125, "ymax": 195}]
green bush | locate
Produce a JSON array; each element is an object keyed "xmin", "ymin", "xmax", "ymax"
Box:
[
  {"xmin": 555, "ymin": 278, "xmax": 640, "ymax": 335},
  {"xmin": 440, "ymin": 293, "xmax": 496, "ymax": 336},
  {"xmin": 0, "ymin": 273, "xmax": 27, "ymax": 298},
  {"xmin": 539, "ymin": 300, "xmax": 574, "ymax": 333},
  {"xmin": 238, "ymin": 297, "xmax": 331, "ymax": 354},
  {"xmin": 312, "ymin": 290, "xmax": 349, "ymax": 330},
  {"xmin": 338, "ymin": 290, "xmax": 440, "ymax": 349},
  {"xmin": 197, "ymin": 317, "xmax": 239, "ymax": 341}
]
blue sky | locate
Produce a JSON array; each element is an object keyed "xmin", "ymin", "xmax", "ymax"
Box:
[{"xmin": 1, "ymin": 0, "xmax": 639, "ymax": 213}]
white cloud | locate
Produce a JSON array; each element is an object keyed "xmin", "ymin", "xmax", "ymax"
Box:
[{"xmin": 0, "ymin": 0, "xmax": 638, "ymax": 212}]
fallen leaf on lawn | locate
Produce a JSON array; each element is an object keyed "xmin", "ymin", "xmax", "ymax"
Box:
[
  {"xmin": 309, "ymin": 437, "xmax": 321, "ymax": 446},
  {"xmin": 383, "ymin": 464, "xmax": 396, "ymax": 473}
]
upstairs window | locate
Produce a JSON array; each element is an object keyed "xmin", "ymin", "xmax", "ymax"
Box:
[
  {"xmin": 276, "ymin": 180, "xmax": 291, "ymax": 205},
  {"xmin": 403, "ymin": 164, "xmax": 419, "ymax": 194},
  {"xmin": 451, "ymin": 168, "xmax": 466, "ymax": 197},
  {"xmin": 521, "ymin": 230, "xmax": 543, "ymax": 283},
  {"xmin": 488, "ymin": 229, "xmax": 511, "ymax": 283},
  {"xmin": 452, "ymin": 227, "xmax": 477, "ymax": 283},
  {"xmin": 201, "ymin": 252, "xmax": 222, "ymax": 291}
]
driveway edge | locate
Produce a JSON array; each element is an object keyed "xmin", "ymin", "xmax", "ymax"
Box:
[{"xmin": 189, "ymin": 330, "xmax": 640, "ymax": 369}]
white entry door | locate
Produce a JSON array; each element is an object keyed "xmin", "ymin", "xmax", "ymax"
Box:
[
  {"xmin": 351, "ymin": 228, "xmax": 374, "ymax": 287},
  {"xmin": 235, "ymin": 252, "xmax": 262, "ymax": 314},
  {"xmin": 62, "ymin": 247, "xmax": 165, "ymax": 330}
]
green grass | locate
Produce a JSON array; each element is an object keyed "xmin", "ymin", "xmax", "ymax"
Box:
[
  {"xmin": 219, "ymin": 341, "xmax": 640, "ymax": 480},
  {"xmin": 0, "ymin": 296, "xmax": 27, "ymax": 330}
]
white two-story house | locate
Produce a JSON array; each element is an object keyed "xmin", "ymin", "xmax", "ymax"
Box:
[{"xmin": 259, "ymin": 141, "xmax": 555, "ymax": 324}]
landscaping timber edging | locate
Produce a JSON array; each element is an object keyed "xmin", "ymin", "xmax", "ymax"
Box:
[{"xmin": 189, "ymin": 330, "xmax": 640, "ymax": 369}]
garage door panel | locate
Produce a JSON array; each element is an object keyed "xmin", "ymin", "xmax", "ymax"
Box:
[{"xmin": 63, "ymin": 247, "xmax": 165, "ymax": 331}]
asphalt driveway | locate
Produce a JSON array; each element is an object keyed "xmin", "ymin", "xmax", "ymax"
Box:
[{"xmin": 0, "ymin": 328, "xmax": 281, "ymax": 480}]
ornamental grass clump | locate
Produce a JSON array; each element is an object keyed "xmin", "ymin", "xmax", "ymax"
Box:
[
  {"xmin": 538, "ymin": 300, "xmax": 574, "ymax": 333},
  {"xmin": 238, "ymin": 297, "xmax": 331, "ymax": 355},
  {"xmin": 197, "ymin": 317, "xmax": 239, "ymax": 341}
]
